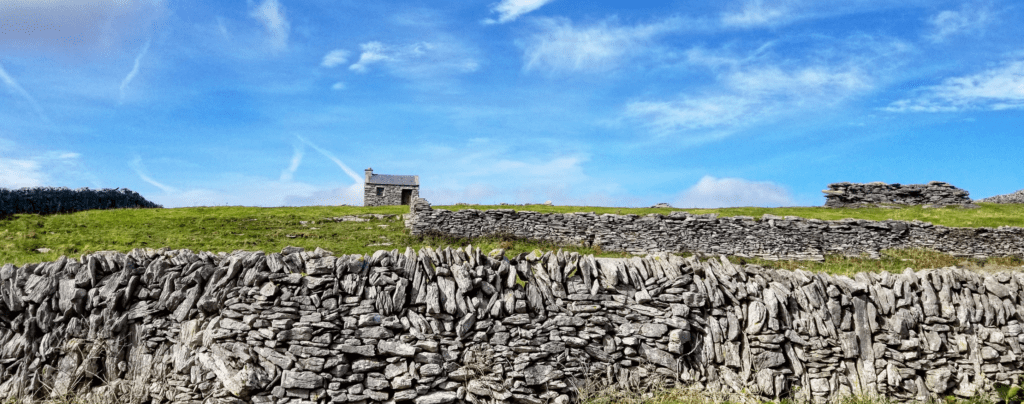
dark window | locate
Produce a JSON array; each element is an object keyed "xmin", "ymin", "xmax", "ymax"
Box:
[{"xmin": 376, "ymin": 187, "xmax": 384, "ymax": 196}]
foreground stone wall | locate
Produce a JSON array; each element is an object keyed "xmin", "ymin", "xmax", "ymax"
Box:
[
  {"xmin": 822, "ymin": 182, "xmax": 975, "ymax": 208},
  {"xmin": 406, "ymin": 198, "xmax": 1024, "ymax": 261},
  {"xmin": 0, "ymin": 187, "xmax": 164, "ymax": 218},
  {"xmin": 3, "ymin": 244, "xmax": 1024, "ymax": 404}
]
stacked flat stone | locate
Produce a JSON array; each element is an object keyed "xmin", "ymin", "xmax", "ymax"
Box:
[
  {"xmin": 2, "ymin": 245, "xmax": 1024, "ymax": 404},
  {"xmin": 822, "ymin": 181, "xmax": 975, "ymax": 208},
  {"xmin": 976, "ymin": 189, "xmax": 1024, "ymax": 205},
  {"xmin": 0, "ymin": 186, "xmax": 163, "ymax": 217},
  {"xmin": 406, "ymin": 198, "xmax": 1024, "ymax": 262}
]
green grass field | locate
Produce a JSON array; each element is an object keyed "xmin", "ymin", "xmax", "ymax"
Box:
[
  {"xmin": 2, "ymin": 201, "xmax": 1024, "ymax": 277},
  {"xmin": 2, "ymin": 201, "xmax": 1024, "ymax": 404}
]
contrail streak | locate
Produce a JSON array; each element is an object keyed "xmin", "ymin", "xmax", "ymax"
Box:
[
  {"xmin": 294, "ymin": 135, "xmax": 364, "ymax": 184},
  {"xmin": 120, "ymin": 40, "xmax": 151, "ymax": 104},
  {"xmin": 0, "ymin": 61, "xmax": 51, "ymax": 124}
]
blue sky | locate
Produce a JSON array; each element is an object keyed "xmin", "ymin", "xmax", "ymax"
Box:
[{"xmin": 2, "ymin": 0, "xmax": 1023, "ymax": 209}]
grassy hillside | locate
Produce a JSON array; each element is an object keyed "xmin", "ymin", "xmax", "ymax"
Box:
[{"xmin": 2, "ymin": 202, "xmax": 1023, "ymax": 277}]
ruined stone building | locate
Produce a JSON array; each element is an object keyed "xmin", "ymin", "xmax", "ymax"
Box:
[{"xmin": 363, "ymin": 168, "xmax": 419, "ymax": 206}]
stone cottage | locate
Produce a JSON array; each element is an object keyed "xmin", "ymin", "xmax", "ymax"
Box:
[{"xmin": 363, "ymin": 168, "xmax": 420, "ymax": 207}]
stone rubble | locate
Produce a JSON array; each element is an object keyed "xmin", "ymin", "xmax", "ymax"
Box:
[
  {"xmin": 822, "ymin": 182, "xmax": 976, "ymax": 209},
  {"xmin": 405, "ymin": 198, "xmax": 1024, "ymax": 262},
  {"xmin": 0, "ymin": 186, "xmax": 163, "ymax": 218},
  {"xmin": 3, "ymin": 243, "xmax": 1024, "ymax": 404}
]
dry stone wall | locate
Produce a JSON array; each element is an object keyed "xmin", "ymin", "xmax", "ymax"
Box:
[
  {"xmin": 0, "ymin": 187, "xmax": 163, "ymax": 218},
  {"xmin": 977, "ymin": 189, "xmax": 1024, "ymax": 205},
  {"xmin": 3, "ymin": 245, "xmax": 1024, "ymax": 404},
  {"xmin": 405, "ymin": 198, "xmax": 1024, "ymax": 261},
  {"xmin": 822, "ymin": 182, "xmax": 975, "ymax": 208}
]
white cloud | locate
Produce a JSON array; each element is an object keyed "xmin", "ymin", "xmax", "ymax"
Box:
[
  {"xmin": 128, "ymin": 135, "xmax": 369, "ymax": 208},
  {"xmin": 483, "ymin": 0, "xmax": 557, "ymax": 25},
  {"xmin": 0, "ymin": 62, "xmax": 50, "ymax": 124},
  {"xmin": 409, "ymin": 138, "xmax": 650, "ymax": 207},
  {"xmin": 0, "ymin": 158, "xmax": 48, "ymax": 189},
  {"xmin": 321, "ymin": 49, "xmax": 350, "ymax": 68},
  {"xmin": 145, "ymin": 178, "xmax": 367, "ymax": 209},
  {"xmin": 884, "ymin": 60, "xmax": 1024, "ymax": 113},
  {"xmin": 927, "ymin": 3, "xmax": 992, "ymax": 42},
  {"xmin": 521, "ymin": 17, "xmax": 681, "ymax": 73},
  {"xmin": 673, "ymin": 176, "xmax": 796, "ymax": 208},
  {"xmin": 349, "ymin": 42, "xmax": 393, "ymax": 73},
  {"xmin": 119, "ymin": 40, "xmax": 151, "ymax": 104},
  {"xmin": 0, "ymin": 0, "xmax": 164, "ymax": 60},
  {"xmin": 349, "ymin": 41, "xmax": 479, "ymax": 79},
  {"xmin": 249, "ymin": 0, "xmax": 290, "ymax": 52},
  {"xmin": 331, "ymin": 82, "xmax": 346, "ymax": 90},
  {"xmin": 59, "ymin": 152, "xmax": 81, "ymax": 159}
]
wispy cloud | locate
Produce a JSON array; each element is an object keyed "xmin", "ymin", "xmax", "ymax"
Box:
[
  {"xmin": 217, "ymin": 17, "xmax": 230, "ymax": 39},
  {"xmin": 926, "ymin": 3, "xmax": 993, "ymax": 42},
  {"xmin": 673, "ymin": 176, "xmax": 796, "ymax": 208},
  {"xmin": 483, "ymin": 0, "xmax": 557, "ymax": 25},
  {"xmin": 721, "ymin": 0, "xmax": 791, "ymax": 28},
  {"xmin": 280, "ymin": 143, "xmax": 304, "ymax": 181},
  {"xmin": 625, "ymin": 96, "xmax": 756, "ymax": 134},
  {"xmin": 521, "ymin": 17, "xmax": 682, "ymax": 73},
  {"xmin": 625, "ymin": 45, "xmax": 878, "ymax": 137},
  {"xmin": 321, "ymin": 49, "xmax": 350, "ymax": 68},
  {"xmin": 250, "ymin": 0, "xmax": 290, "ymax": 52},
  {"xmin": 349, "ymin": 41, "xmax": 479, "ymax": 79},
  {"xmin": 883, "ymin": 60, "xmax": 1024, "ymax": 112},
  {"xmin": 331, "ymin": 82, "xmax": 346, "ymax": 90},
  {"xmin": 119, "ymin": 40, "xmax": 151, "ymax": 104},
  {"xmin": 0, "ymin": 61, "xmax": 51, "ymax": 124},
  {"xmin": 719, "ymin": 0, "xmax": 933, "ymax": 29}
]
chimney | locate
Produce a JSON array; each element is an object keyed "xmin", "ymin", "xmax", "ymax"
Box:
[{"xmin": 365, "ymin": 168, "xmax": 373, "ymax": 183}]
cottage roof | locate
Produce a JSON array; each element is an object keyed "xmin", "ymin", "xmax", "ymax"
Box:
[{"xmin": 367, "ymin": 174, "xmax": 418, "ymax": 186}]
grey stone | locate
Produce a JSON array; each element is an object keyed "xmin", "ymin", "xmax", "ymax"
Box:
[
  {"xmin": 281, "ymin": 370, "xmax": 324, "ymax": 390},
  {"xmin": 639, "ymin": 323, "xmax": 668, "ymax": 338},
  {"xmin": 378, "ymin": 340, "xmax": 418, "ymax": 357},
  {"xmin": 414, "ymin": 392, "xmax": 457, "ymax": 404}
]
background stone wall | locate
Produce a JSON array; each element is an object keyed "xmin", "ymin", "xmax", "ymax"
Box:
[
  {"xmin": 822, "ymin": 182, "xmax": 975, "ymax": 208},
  {"xmin": 0, "ymin": 187, "xmax": 163, "ymax": 218},
  {"xmin": 2, "ymin": 245, "xmax": 1024, "ymax": 404},
  {"xmin": 405, "ymin": 198, "xmax": 1024, "ymax": 261}
]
